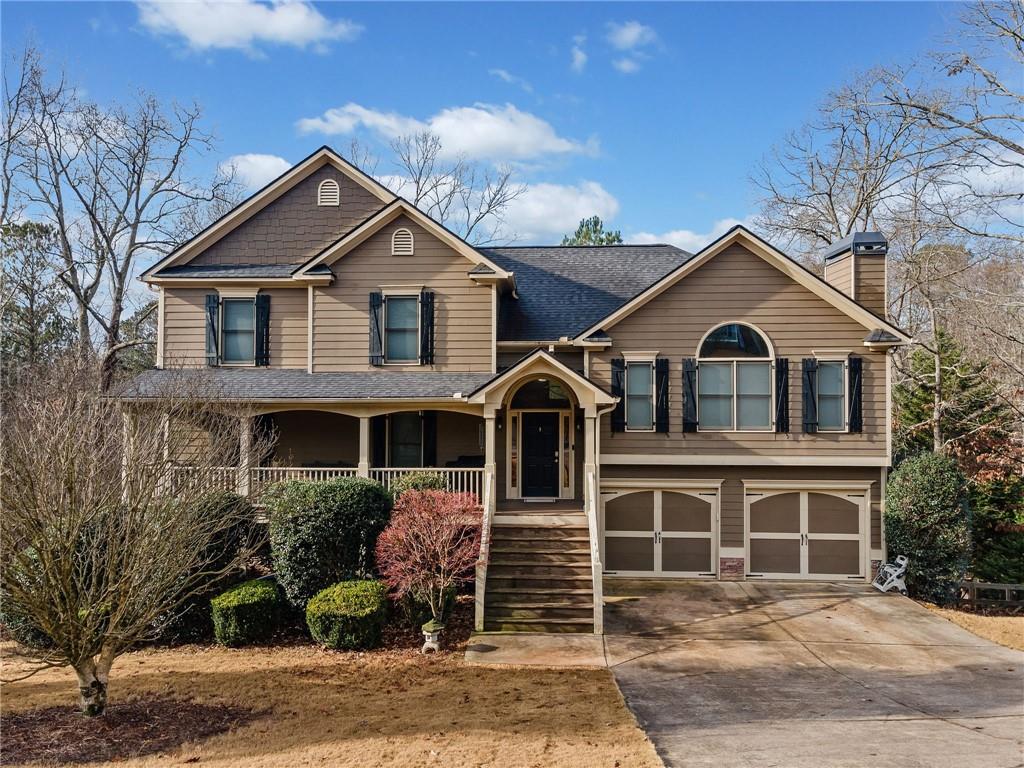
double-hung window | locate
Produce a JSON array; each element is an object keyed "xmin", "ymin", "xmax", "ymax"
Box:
[
  {"xmin": 221, "ymin": 298, "xmax": 255, "ymax": 365},
  {"xmin": 384, "ymin": 296, "xmax": 419, "ymax": 363},
  {"xmin": 625, "ymin": 361, "xmax": 654, "ymax": 431},
  {"xmin": 817, "ymin": 360, "xmax": 847, "ymax": 431},
  {"xmin": 697, "ymin": 323, "xmax": 773, "ymax": 431}
]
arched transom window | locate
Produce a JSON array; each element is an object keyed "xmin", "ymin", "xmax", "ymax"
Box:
[{"xmin": 697, "ymin": 322, "xmax": 774, "ymax": 431}]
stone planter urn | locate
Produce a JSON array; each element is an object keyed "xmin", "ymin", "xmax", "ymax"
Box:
[{"xmin": 421, "ymin": 620, "xmax": 444, "ymax": 654}]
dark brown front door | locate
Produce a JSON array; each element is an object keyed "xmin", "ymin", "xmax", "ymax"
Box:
[{"xmin": 522, "ymin": 412, "xmax": 559, "ymax": 497}]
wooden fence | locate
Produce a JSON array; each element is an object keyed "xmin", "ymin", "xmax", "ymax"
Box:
[{"xmin": 958, "ymin": 580, "xmax": 1024, "ymax": 612}]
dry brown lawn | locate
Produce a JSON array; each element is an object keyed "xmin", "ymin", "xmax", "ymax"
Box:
[
  {"xmin": 923, "ymin": 604, "xmax": 1024, "ymax": 651},
  {"xmin": 1, "ymin": 643, "xmax": 662, "ymax": 768}
]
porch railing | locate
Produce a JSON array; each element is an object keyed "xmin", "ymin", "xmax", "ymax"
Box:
[
  {"xmin": 165, "ymin": 465, "xmax": 237, "ymax": 495},
  {"xmin": 585, "ymin": 468, "xmax": 604, "ymax": 635},
  {"xmin": 250, "ymin": 466, "xmax": 358, "ymax": 492},
  {"xmin": 369, "ymin": 467, "xmax": 483, "ymax": 498}
]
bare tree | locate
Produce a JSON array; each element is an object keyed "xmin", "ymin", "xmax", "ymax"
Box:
[
  {"xmin": 0, "ymin": 46, "xmax": 39, "ymax": 228},
  {"xmin": 0, "ymin": 357, "xmax": 269, "ymax": 715}
]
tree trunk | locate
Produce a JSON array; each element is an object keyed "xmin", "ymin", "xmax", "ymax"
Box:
[{"xmin": 73, "ymin": 649, "xmax": 114, "ymax": 716}]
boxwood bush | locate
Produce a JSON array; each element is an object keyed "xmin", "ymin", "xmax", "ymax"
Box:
[
  {"xmin": 266, "ymin": 477, "xmax": 392, "ymax": 609},
  {"xmin": 306, "ymin": 580, "xmax": 388, "ymax": 650},
  {"xmin": 211, "ymin": 578, "xmax": 283, "ymax": 647},
  {"xmin": 885, "ymin": 453, "xmax": 970, "ymax": 605},
  {"xmin": 389, "ymin": 471, "xmax": 448, "ymax": 500}
]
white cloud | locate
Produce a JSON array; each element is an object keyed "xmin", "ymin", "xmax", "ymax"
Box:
[
  {"xmin": 613, "ymin": 58, "xmax": 640, "ymax": 74},
  {"xmin": 606, "ymin": 20, "xmax": 657, "ymax": 51},
  {"xmin": 489, "ymin": 68, "xmax": 532, "ymax": 93},
  {"xmin": 297, "ymin": 102, "xmax": 595, "ymax": 162},
  {"xmin": 503, "ymin": 181, "xmax": 620, "ymax": 242},
  {"xmin": 570, "ymin": 34, "xmax": 587, "ymax": 73},
  {"xmin": 136, "ymin": 0, "xmax": 362, "ymax": 54},
  {"xmin": 629, "ymin": 217, "xmax": 750, "ymax": 253},
  {"xmin": 221, "ymin": 153, "xmax": 291, "ymax": 190}
]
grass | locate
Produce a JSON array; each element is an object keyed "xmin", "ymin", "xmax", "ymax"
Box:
[
  {"xmin": 923, "ymin": 604, "xmax": 1024, "ymax": 651},
  {"xmin": 1, "ymin": 642, "xmax": 662, "ymax": 767}
]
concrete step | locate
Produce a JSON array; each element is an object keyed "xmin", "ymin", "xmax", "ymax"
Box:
[
  {"xmin": 485, "ymin": 586, "xmax": 594, "ymax": 597},
  {"xmin": 487, "ymin": 574, "xmax": 593, "ymax": 591},
  {"xmin": 485, "ymin": 605, "xmax": 594, "ymax": 622},
  {"xmin": 482, "ymin": 617, "xmax": 594, "ymax": 633},
  {"xmin": 487, "ymin": 592, "xmax": 595, "ymax": 607}
]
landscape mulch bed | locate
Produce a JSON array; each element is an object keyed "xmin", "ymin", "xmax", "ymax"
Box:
[{"xmin": 2, "ymin": 696, "xmax": 262, "ymax": 765}]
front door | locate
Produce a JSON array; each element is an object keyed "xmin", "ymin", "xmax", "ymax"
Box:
[{"xmin": 521, "ymin": 412, "xmax": 559, "ymax": 497}]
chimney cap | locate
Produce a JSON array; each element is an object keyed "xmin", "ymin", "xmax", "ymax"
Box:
[{"xmin": 824, "ymin": 231, "xmax": 888, "ymax": 261}]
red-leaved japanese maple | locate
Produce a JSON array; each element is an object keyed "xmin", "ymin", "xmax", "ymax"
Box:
[{"xmin": 374, "ymin": 490, "xmax": 482, "ymax": 626}]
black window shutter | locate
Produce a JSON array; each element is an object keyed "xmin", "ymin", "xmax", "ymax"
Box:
[
  {"xmin": 254, "ymin": 293, "xmax": 270, "ymax": 367},
  {"xmin": 655, "ymin": 358, "xmax": 670, "ymax": 433},
  {"xmin": 205, "ymin": 294, "xmax": 219, "ymax": 366},
  {"xmin": 774, "ymin": 358, "xmax": 790, "ymax": 433},
  {"xmin": 610, "ymin": 358, "xmax": 625, "ymax": 433},
  {"xmin": 419, "ymin": 291, "xmax": 435, "ymax": 365},
  {"xmin": 369, "ymin": 291, "xmax": 383, "ymax": 366},
  {"xmin": 682, "ymin": 358, "xmax": 698, "ymax": 433},
  {"xmin": 848, "ymin": 356, "xmax": 864, "ymax": 433},
  {"xmin": 802, "ymin": 358, "xmax": 818, "ymax": 433},
  {"xmin": 422, "ymin": 410, "xmax": 437, "ymax": 466},
  {"xmin": 371, "ymin": 415, "xmax": 387, "ymax": 466}
]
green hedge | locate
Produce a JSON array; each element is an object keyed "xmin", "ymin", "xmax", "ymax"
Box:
[
  {"xmin": 266, "ymin": 478, "xmax": 392, "ymax": 609},
  {"xmin": 211, "ymin": 578, "xmax": 282, "ymax": 647},
  {"xmin": 389, "ymin": 471, "xmax": 448, "ymax": 500},
  {"xmin": 885, "ymin": 453, "xmax": 970, "ymax": 605},
  {"xmin": 306, "ymin": 580, "xmax": 388, "ymax": 650},
  {"xmin": 969, "ymin": 476, "xmax": 1024, "ymax": 583}
]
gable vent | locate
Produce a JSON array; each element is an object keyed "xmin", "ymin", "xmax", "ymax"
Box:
[
  {"xmin": 317, "ymin": 179, "xmax": 340, "ymax": 207},
  {"xmin": 392, "ymin": 227, "xmax": 415, "ymax": 256}
]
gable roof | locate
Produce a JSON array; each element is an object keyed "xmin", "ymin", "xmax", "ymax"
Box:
[
  {"xmin": 482, "ymin": 244, "xmax": 691, "ymax": 342},
  {"xmin": 293, "ymin": 198, "xmax": 511, "ymax": 279},
  {"xmin": 466, "ymin": 348, "xmax": 617, "ymax": 406},
  {"xmin": 141, "ymin": 146, "xmax": 396, "ymax": 281},
  {"xmin": 575, "ymin": 226, "xmax": 911, "ymax": 344}
]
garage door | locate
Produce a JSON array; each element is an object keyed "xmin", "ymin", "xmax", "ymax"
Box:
[
  {"xmin": 602, "ymin": 488, "xmax": 719, "ymax": 577},
  {"xmin": 746, "ymin": 487, "xmax": 868, "ymax": 580}
]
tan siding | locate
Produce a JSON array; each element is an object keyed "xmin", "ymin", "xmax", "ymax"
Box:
[
  {"xmin": 602, "ymin": 464, "xmax": 883, "ymax": 550},
  {"xmin": 437, "ymin": 412, "xmax": 484, "ymax": 465},
  {"xmin": 191, "ymin": 166, "xmax": 384, "ymax": 266},
  {"xmin": 855, "ymin": 255, "xmax": 887, "ymax": 317},
  {"xmin": 162, "ymin": 288, "xmax": 208, "ymax": 367},
  {"xmin": 312, "ymin": 215, "xmax": 492, "ymax": 372},
  {"xmin": 497, "ymin": 347, "xmax": 584, "ymax": 373},
  {"xmin": 825, "ymin": 254, "xmax": 853, "ymax": 296},
  {"xmin": 270, "ymin": 411, "xmax": 359, "ymax": 466},
  {"xmin": 265, "ymin": 288, "xmax": 307, "ymax": 369},
  {"xmin": 592, "ymin": 243, "xmax": 888, "ymax": 458}
]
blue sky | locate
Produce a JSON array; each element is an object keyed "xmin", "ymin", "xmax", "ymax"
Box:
[{"xmin": 3, "ymin": 1, "xmax": 958, "ymax": 248}]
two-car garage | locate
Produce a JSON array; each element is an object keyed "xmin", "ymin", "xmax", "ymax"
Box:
[{"xmin": 600, "ymin": 476, "xmax": 876, "ymax": 582}]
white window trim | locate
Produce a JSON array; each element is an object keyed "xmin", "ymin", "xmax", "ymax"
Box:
[
  {"xmin": 696, "ymin": 322, "xmax": 775, "ymax": 433},
  {"xmin": 382, "ymin": 293, "xmax": 421, "ymax": 366},
  {"xmin": 219, "ymin": 296, "xmax": 256, "ymax": 367},
  {"xmin": 391, "ymin": 227, "xmax": 415, "ymax": 256},
  {"xmin": 624, "ymin": 358, "xmax": 656, "ymax": 433},
  {"xmin": 317, "ymin": 179, "xmax": 340, "ymax": 207},
  {"xmin": 815, "ymin": 356, "xmax": 850, "ymax": 433}
]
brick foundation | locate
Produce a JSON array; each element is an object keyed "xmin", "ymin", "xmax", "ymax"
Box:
[{"xmin": 719, "ymin": 557, "xmax": 745, "ymax": 580}]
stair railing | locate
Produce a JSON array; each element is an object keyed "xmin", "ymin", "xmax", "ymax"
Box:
[
  {"xmin": 585, "ymin": 468, "xmax": 604, "ymax": 634},
  {"xmin": 474, "ymin": 466, "xmax": 495, "ymax": 632}
]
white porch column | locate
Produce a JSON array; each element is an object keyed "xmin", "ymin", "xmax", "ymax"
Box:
[
  {"xmin": 583, "ymin": 411, "xmax": 597, "ymax": 504},
  {"xmin": 357, "ymin": 416, "xmax": 370, "ymax": 478},
  {"xmin": 237, "ymin": 415, "xmax": 253, "ymax": 497}
]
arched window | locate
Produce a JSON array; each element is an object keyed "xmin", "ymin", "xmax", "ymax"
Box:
[
  {"xmin": 317, "ymin": 179, "xmax": 340, "ymax": 206},
  {"xmin": 697, "ymin": 323, "xmax": 773, "ymax": 431},
  {"xmin": 391, "ymin": 227, "xmax": 414, "ymax": 256}
]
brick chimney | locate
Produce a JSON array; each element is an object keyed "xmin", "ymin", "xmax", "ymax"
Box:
[{"xmin": 823, "ymin": 232, "xmax": 888, "ymax": 317}]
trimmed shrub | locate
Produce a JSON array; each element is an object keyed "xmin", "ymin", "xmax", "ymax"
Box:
[
  {"xmin": 156, "ymin": 491, "xmax": 260, "ymax": 644},
  {"xmin": 885, "ymin": 453, "xmax": 970, "ymax": 605},
  {"xmin": 969, "ymin": 476, "xmax": 1024, "ymax": 584},
  {"xmin": 389, "ymin": 471, "xmax": 447, "ymax": 500},
  {"xmin": 211, "ymin": 578, "xmax": 282, "ymax": 647},
  {"xmin": 306, "ymin": 580, "xmax": 388, "ymax": 650},
  {"xmin": 266, "ymin": 477, "xmax": 392, "ymax": 609}
]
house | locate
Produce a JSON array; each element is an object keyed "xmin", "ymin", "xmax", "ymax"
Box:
[{"xmin": 122, "ymin": 146, "xmax": 911, "ymax": 634}]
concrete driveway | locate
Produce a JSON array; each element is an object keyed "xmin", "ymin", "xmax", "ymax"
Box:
[{"xmin": 604, "ymin": 580, "xmax": 1024, "ymax": 768}]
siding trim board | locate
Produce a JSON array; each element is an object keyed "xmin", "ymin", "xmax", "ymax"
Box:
[{"xmin": 600, "ymin": 454, "xmax": 890, "ymax": 466}]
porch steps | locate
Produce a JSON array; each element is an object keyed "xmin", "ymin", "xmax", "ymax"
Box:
[{"xmin": 483, "ymin": 517, "xmax": 595, "ymax": 633}]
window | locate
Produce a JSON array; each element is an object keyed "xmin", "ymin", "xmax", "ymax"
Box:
[
  {"xmin": 221, "ymin": 298, "xmax": 255, "ymax": 364},
  {"xmin": 384, "ymin": 296, "xmax": 418, "ymax": 363},
  {"xmin": 317, "ymin": 179, "xmax": 340, "ymax": 206},
  {"xmin": 697, "ymin": 323, "xmax": 773, "ymax": 431},
  {"xmin": 392, "ymin": 228, "xmax": 414, "ymax": 256},
  {"xmin": 389, "ymin": 412, "xmax": 422, "ymax": 467},
  {"xmin": 817, "ymin": 361, "xmax": 846, "ymax": 431},
  {"xmin": 625, "ymin": 361, "xmax": 654, "ymax": 430}
]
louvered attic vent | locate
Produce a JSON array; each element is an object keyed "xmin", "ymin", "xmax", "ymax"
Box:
[
  {"xmin": 317, "ymin": 179, "xmax": 340, "ymax": 206},
  {"xmin": 392, "ymin": 227, "xmax": 414, "ymax": 256}
]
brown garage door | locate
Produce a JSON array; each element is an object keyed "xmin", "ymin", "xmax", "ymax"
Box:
[
  {"xmin": 747, "ymin": 488, "xmax": 867, "ymax": 580},
  {"xmin": 603, "ymin": 488, "xmax": 718, "ymax": 577}
]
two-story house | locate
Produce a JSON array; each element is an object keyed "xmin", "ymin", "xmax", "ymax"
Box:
[{"xmin": 122, "ymin": 146, "xmax": 910, "ymax": 634}]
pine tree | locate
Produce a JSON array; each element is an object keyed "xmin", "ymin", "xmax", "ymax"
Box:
[{"xmin": 561, "ymin": 216, "xmax": 623, "ymax": 245}]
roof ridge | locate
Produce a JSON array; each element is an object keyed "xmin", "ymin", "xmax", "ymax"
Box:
[{"xmin": 483, "ymin": 243, "xmax": 679, "ymax": 249}]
